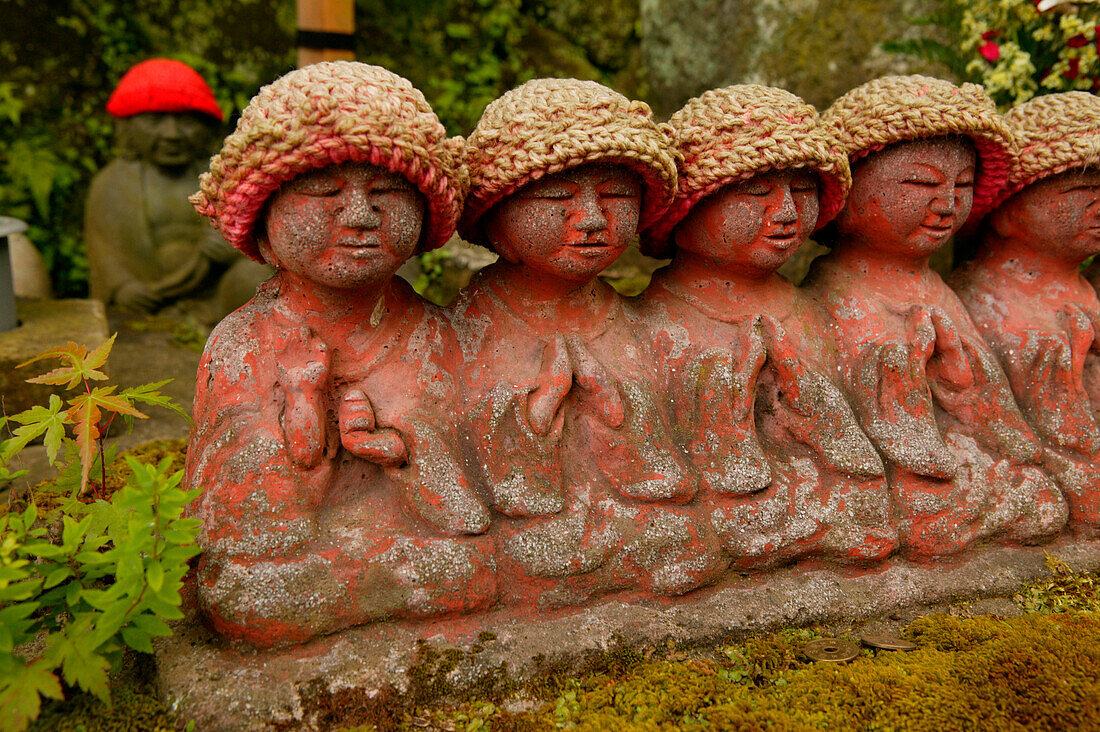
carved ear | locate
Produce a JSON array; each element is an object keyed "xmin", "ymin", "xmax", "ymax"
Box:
[{"xmin": 254, "ymin": 222, "xmax": 281, "ymax": 269}]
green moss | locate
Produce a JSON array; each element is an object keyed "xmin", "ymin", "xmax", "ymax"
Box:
[
  {"xmin": 520, "ymin": 612, "xmax": 1100, "ymax": 731},
  {"xmin": 1017, "ymin": 554, "xmax": 1100, "ymax": 614},
  {"xmin": 409, "ymin": 565, "xmax": 1100, "ymax": 731},
  {"xmin": 30, "ymin": 686, "xmax": 179, "ymax": 732},
  {"xmin": 125, "ymin": 314, "xmax": 207, "ymax": 352},
  {"xmin": 29, "ymin": 654, "xmax": 181, "ymax": 732}
]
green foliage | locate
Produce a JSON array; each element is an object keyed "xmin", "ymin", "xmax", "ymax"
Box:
[
  {"xmin": 5, "ymin": 0, "xmax": 642, "ymax": 295},
  {"xmin": 885, "ymin": 0, "xmax": 1100, "ymax": 109},
  {"xmin": 0, "ymin": 335, "xmax": 200, "ymax": 732},
  {"xmin": 354, "ymin": 0, "xmax": 644, "ymax": 134},
  {"xmin": 1018, "ymin": 554, "xmax": 1100, "ymax": 614},
  {"xmin": 0, "ymin": 0, "xmax": 294, "ymax": 297},
  {"xmin": 413, "ymin": 249, "xmax": 456, "ymax": 305},
  {"xmin": 881, "ymin": 4, "xmax": 971, "ymax": 80}
]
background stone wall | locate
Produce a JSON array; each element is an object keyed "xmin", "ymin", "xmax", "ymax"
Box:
[{"xmin": 641, "ymin": 0, "xmax": 948, "ymax": 118}]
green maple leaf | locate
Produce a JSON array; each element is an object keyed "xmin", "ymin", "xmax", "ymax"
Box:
[
  {"xmin": 0, "ymin": 658, "xmax": 64, "ymax": 732},
  {"xmin": 120, "ymin": 380, "xmax": 192, "ymax": 424},
  {"xmin": 19, "ymin": 334, "xmax": 116, "ymax": 390},
  {"xmin": 48, "ymin": 623, "xmax": 111, "ymax": 704},
  {"xmin": 67, "ymin": 386, "xmax": 148, "ymax": 495},
  {"xmin": 0, "ymin": 395, "xmax": 65, "ymax": 465}
]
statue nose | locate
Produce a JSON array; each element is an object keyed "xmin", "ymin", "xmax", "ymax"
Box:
[
  {"xmin": 340, "ymin": 188, "xmax": 382, "ymax": 228},
  {"xmin": 158, "ymin": 115, "xmax": 183, "ymax": 139},
  {"xmin": 773, "ymin": 188, "xmax": 798, "ymax": 224},
  {"xmin": 575, "ymin": 190, "xmax": 608, "ymax": 232}
]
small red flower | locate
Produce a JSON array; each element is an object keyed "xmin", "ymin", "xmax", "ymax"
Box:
[
  {"xmin": 1065, "ymin": 57, "xmax": 1081, "ymax": 79},
  {"xmin": 981, "ymin": 29, "xmax": 1001, "ymax": 41},
  {"xmin": 1068, "ymin": 34, "xmax": 1089, "ymax": 48},
  {"xmin": 980, "ymin": 41, "xmax": 1001, "ymax": 63}
]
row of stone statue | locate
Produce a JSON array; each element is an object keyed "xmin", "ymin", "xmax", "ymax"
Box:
[{"xmin": 178, "ymin": 61, "xmax": 1100, "ymax": 648}]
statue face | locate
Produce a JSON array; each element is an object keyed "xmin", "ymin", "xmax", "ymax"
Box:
[
  {"xmin": 835, "ymin": 137, "xmax": 976, "ymax": 259},
  {"xmin": 674, "ymin": 169, "xmax": 819, "ymax": 275},
  {"xmin": 484, "ymin": 163, "xmax": 643, "ymax": 282},
  {"xmin": 122, "ymin": 112, "xmax": 213, "ymax": 169},
  {"xmin": 992, "ymin": 168, "xmax": 1100, "ymax": 263},
  {"xmin": 261, "ymin": 162, "xmax": 424, "ymax": 290}
]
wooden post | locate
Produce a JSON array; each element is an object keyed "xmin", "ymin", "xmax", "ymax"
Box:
[{"xmin": 297, "ymin": 0, "xmax": 355, "ymax": 67}]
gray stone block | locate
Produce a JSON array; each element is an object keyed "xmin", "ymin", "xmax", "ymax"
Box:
[{"xmin": 0, "ymin": 298, "xmax": 110, "ymax": 416}]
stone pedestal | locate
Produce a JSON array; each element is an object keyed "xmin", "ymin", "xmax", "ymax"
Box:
[
  {"xmin": 155, "ymin": 537, "xmax": 1100, "ymax": 731},
  {"xmin": 0, "ymin": 299, "xmax": 110, "ymax": 415}
]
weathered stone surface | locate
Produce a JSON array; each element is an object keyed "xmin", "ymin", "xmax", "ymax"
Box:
[
  {"xmin": 155, "ymin": 537, "xmax": 1100, "ymax": 731},
  {"xmin": 9, "ymin": 233, "xmax": 52, "ymax": 299},
  {"xmin": 0, "ymin": 298, "xmax": 109, "ymax": 415},
  {"xmin": 641, "ymin": 0, "xmax": 945, "ymax": 118}
]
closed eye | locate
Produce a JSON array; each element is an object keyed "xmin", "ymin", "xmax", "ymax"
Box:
[
  {"xmin": 519, "ymin": 184, "xmax": 574, "ymax": 199},
  {"xmin": 296, "ymin": 185, "xmax": 340, "ymax": 197},
  {"xmin": 599, "ymin": 188, "xmax": 640, "ymax": 198}
]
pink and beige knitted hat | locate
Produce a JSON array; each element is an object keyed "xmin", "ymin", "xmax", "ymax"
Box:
[
  {"xmin": 640, "ymin": 85, "xmax": 851, "ymax": 258},
  {"xmin": 995, "ymin": 91, "xmax": 1100, "ymax": 206},
  {"xmin": 824, "ymin": 75, "xmax": 1013, "ymax": 226},
  {"xmin": 191, "ymin": 62, "xmax": 466, "ymax": 261},
  {"xmin": 458, "ymin": 78, "xmax": 678, "ymax": 248}
]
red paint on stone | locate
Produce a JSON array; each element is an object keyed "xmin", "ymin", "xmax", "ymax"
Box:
[
  {"xmin": 806, "ymin": 138, "xmax": 1068, "ymax": 557},
  {"xmin": 953, "ymin": 168, "xmax": 1100, "ymax": 535},
  {"xmin": 642, "ymin": 169, "xmax": 897, "ymax": 568}
]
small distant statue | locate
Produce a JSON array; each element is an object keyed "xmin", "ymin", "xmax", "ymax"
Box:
[
  {"xmin": 638, "ymin": 85, "xmax": 896, "ymax": 568},
  {"xmin": 805, "ymin": 76, "xmax": 1067, "ymax": 556},
  {"xmin": 85, "ymin": 58, "xmax": 269, "ymax": 322},
  {"xmin": 451, "ymin": 79, "xmax": 725, "ymax": 604},
  {"xmin": 186, "ymin": 62, "xmax": 493, "ymax": 647},
  {"xmin": 952, "ymin": 92, "xmax": 1100, "ymax": 535}
]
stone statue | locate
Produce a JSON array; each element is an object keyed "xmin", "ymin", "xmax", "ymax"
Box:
[
  {"xmin": 85, "ymin": 58, "xmax": 269, "ymax": 322},
  {"xmin": 804, "ymin": 76, "xmax": 1068, "ymax": 556},
  {"xmin": 181, "ymin": 64, "xmax": 1100, "ymax": 654},
  {"xmin": 952, "ymin": 92, "xmax": 1100, "ymax": 535},
  {"xmin": 186, "ymin": 63, "xmax": 494, "ymax": 648},
  {"xmin": 637, "ymin": 85, "xmax": 896, "ymax": 567},
  {"xmin": 450, "ymin": 79, "xmax": 726, "ymax": 606}
]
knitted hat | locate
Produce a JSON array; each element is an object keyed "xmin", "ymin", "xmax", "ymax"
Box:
[
  {"xmin": 996, "ymin": 91, "xmax": 1100, "ymax": 206},
  {"xmin": 640, "ymin": 85, "xmax": 851, "ymax": 258},
  {"xmin": 824, "ymin": 75, "xmax": 1013, "ymax": 227},
  {"xmin": 458, "ymin": 78, "xmax": 677, "ymax": 248},
  {"xmin": 191, "ymin": 62, "xmax": 465, "ymax": 261},
  {"xmin": 107, "ymin": 59, "xmax": 224, "ymax": 122}
]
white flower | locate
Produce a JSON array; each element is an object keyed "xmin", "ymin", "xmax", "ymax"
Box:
[{"xmin": 1037, "ymin": 0, "xmax": 1099, "ymax": 11}]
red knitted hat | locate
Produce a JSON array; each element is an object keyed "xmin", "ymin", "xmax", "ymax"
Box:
[
  {"xmin": 641, "ymin": 85, "xmax": 851, "ymax": 258},
  {"xmin": 106, "ymin": 59, "xmax": 224, "ymax": 122},
  {"xmin": 191, "ymin": 62, "xmax": 467, "ymax": 261},
  {"xmin": 459, "ymin": 78, "xmax": 678, "ymax": 249}
]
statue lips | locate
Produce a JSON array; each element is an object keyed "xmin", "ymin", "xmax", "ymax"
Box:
[
  {"xmin": 763, "ymin": 227, "xmax": 799, "ymax": 251},
  {"xmin": 568, "ymin": 235, "xmax": 616, "ymax": 257},
  {"xmin": 335, "ymin": 233, "xmax": 383, "ymax": 258}
]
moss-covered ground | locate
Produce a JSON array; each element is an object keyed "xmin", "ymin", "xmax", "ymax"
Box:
[{"xmin": 24, "ymin": 554, "xmax": 1098, "ymax": 731}]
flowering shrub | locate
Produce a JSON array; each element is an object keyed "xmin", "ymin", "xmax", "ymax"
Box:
[{"xmin": 888, "ymin": 0, "xmax": 1100, "ymax": 109}]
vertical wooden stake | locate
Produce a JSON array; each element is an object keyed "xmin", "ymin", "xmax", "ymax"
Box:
[{"xmin": 297, "ymin": 0, "xmax": 355, "ymax": 67}]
